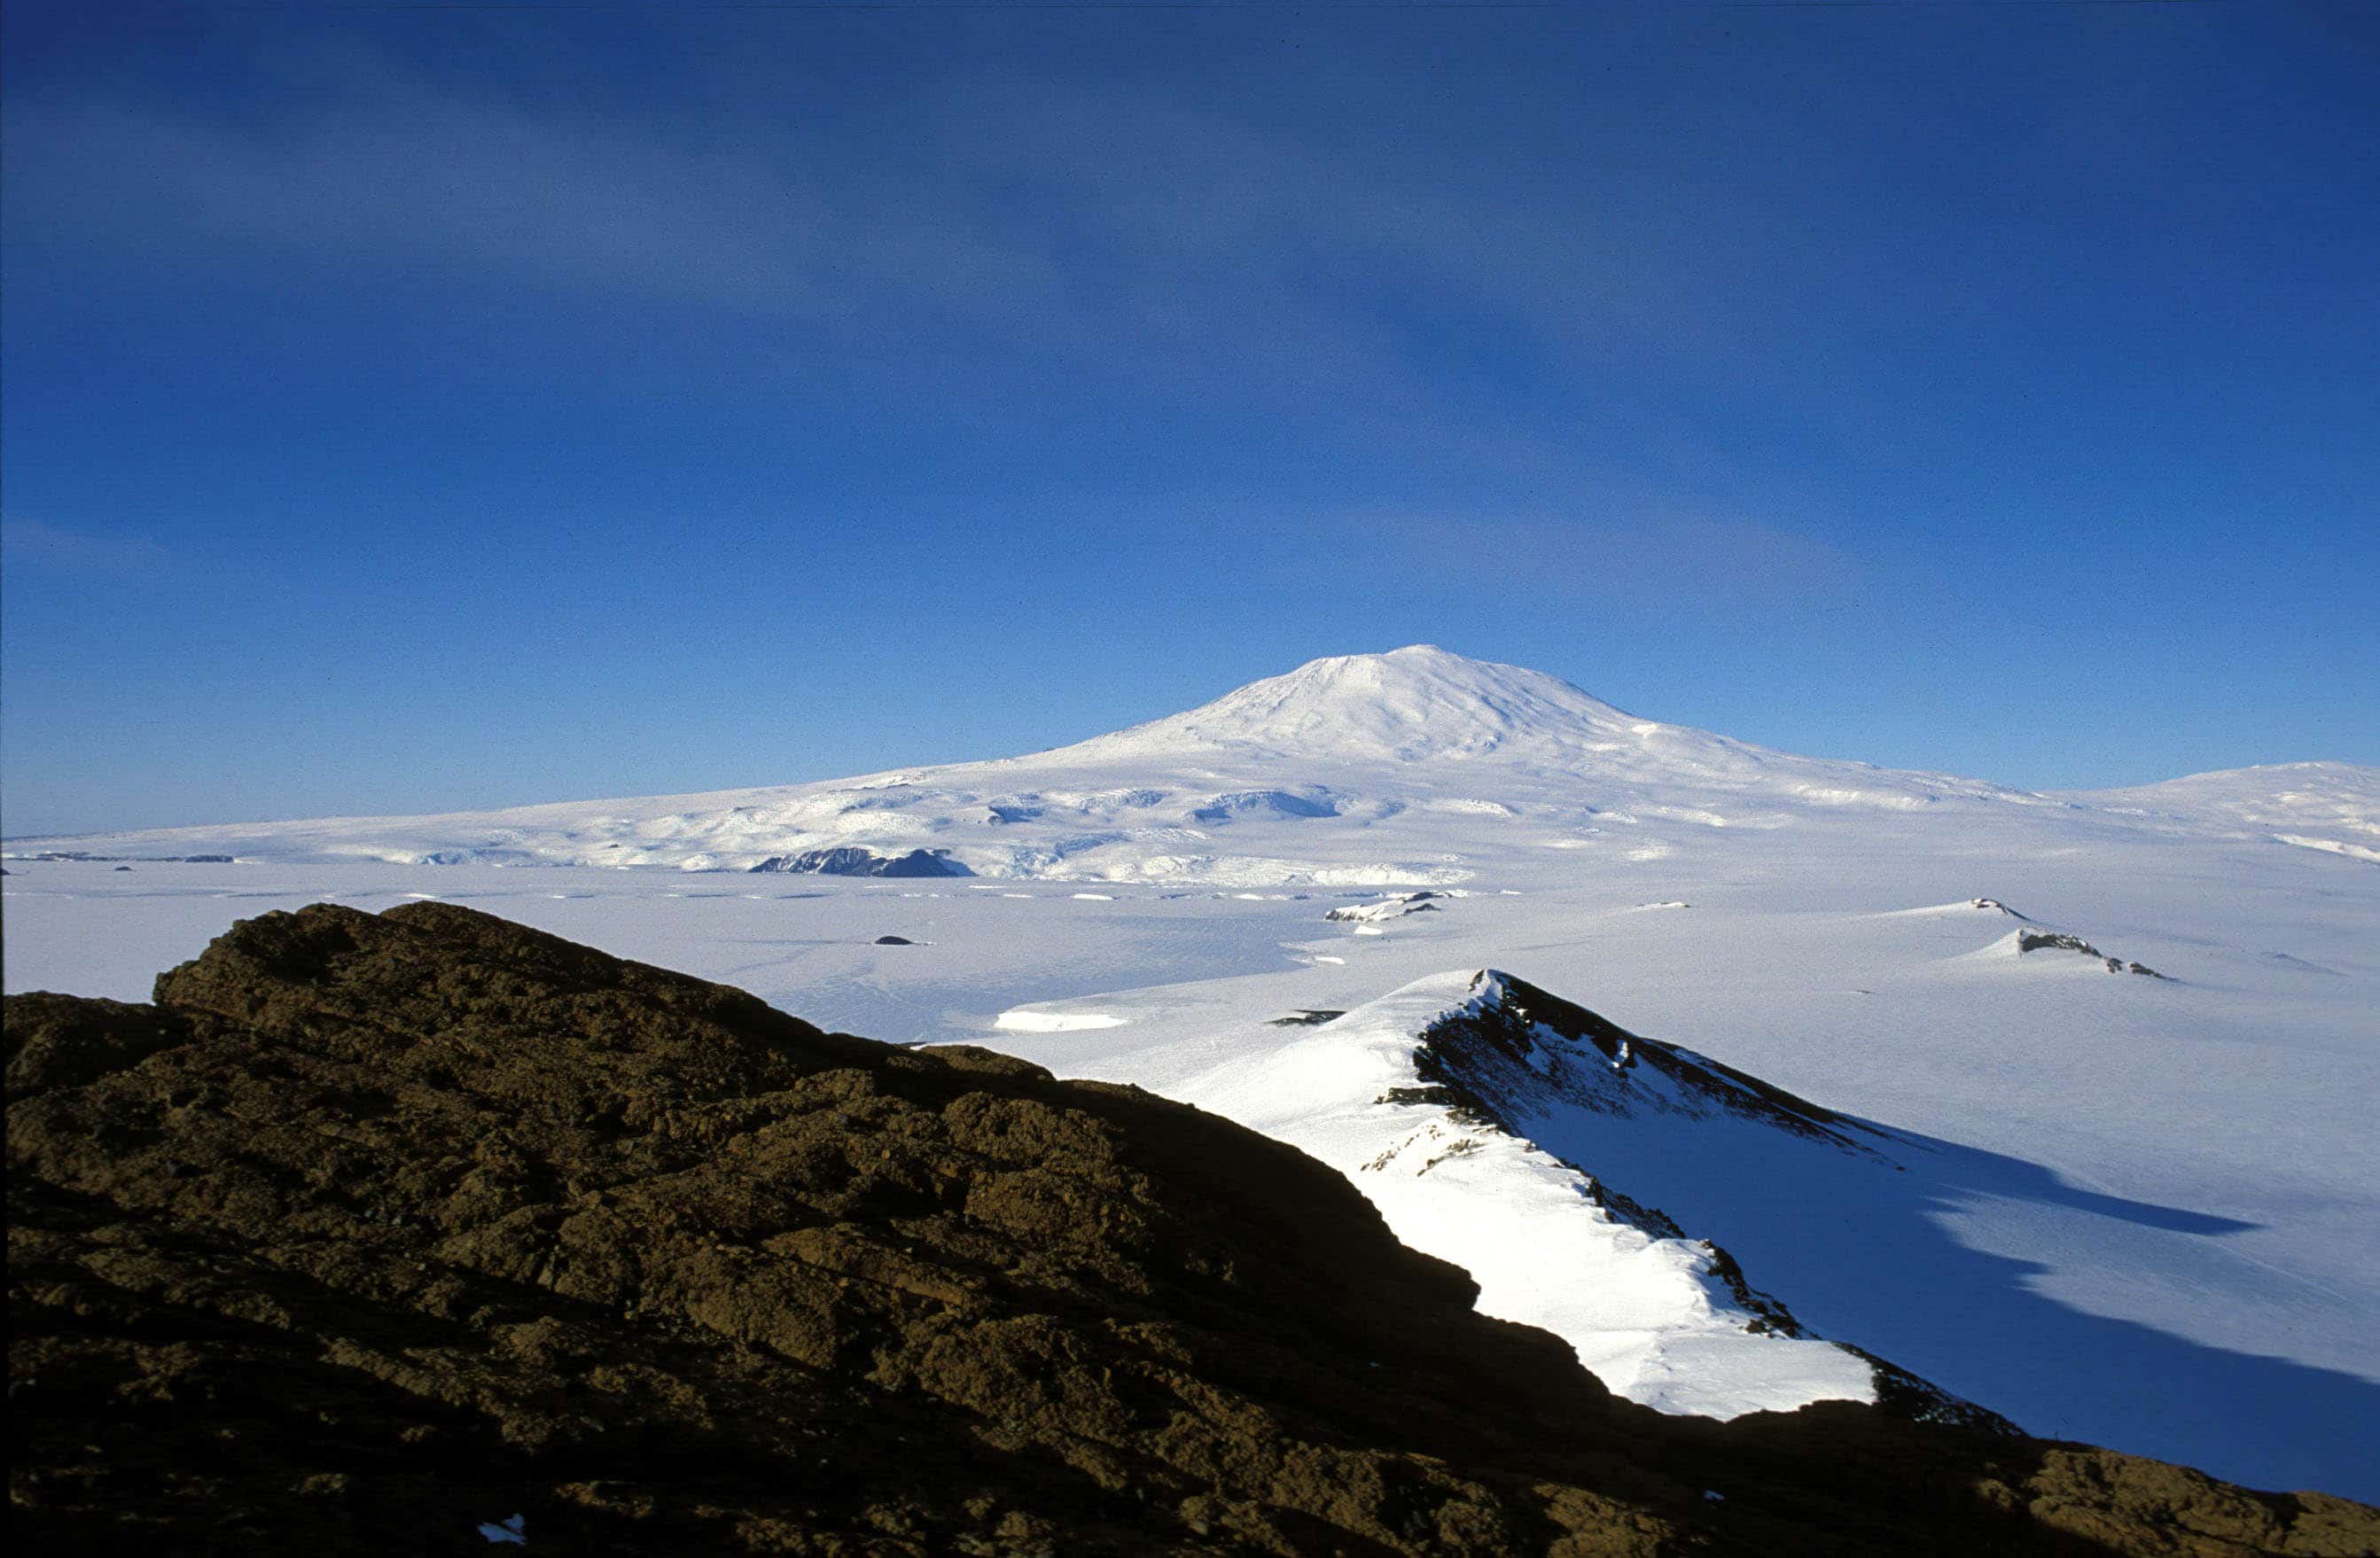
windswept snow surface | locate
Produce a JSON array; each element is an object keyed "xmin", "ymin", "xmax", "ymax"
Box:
[
  {"xmin": 6, "ymin": 647, "xmax": 2376, "ymax": 1498},
  {"xmin": 2063, "ymin": 761, "xmax": 2380, "ymax": 864}
]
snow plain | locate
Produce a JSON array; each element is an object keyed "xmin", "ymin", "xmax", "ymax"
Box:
[{"xmin": 6, "ymin": 647, "xmax": 2376, "ymax": 1500}]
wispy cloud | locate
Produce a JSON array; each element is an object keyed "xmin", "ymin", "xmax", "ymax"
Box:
[
  {"xmin": 0, "ymin": 58, "xmax": 1837, "ymax": 424},
  {"xmin": 1337, "ymin": 505, "xmax": 1865, "ymax": 611},
  {"xmin": 2, "ymin": 518, "xmax": 177, "ymax": 577},
  {"xmin": 4, "ymin": 95, "xmax": 982, "ymax": 319},
  {"xmin": 1, "ymin": 47, "xmax": 1924, "ymax": 566}
]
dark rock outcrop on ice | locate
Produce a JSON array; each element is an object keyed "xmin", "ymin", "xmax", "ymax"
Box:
[
  {"xmin": 2016, "ymin": 929, "xmax": 2170, "ymax": 978},
  {"xmin": 1324, "ymin": 891, "xmax": 1450, "ymax": 924},
  {"xmin": 9, "ymin": 907, "xmax": 2374, "ymax": 1556},
  {"xmin": 748, "ymin": 846, "xmax": 971, "ymax": 877},
  {"xmin": 3, "ymin": 851, "xmax": 237, "ymax": 863},
  {"xmin": 1412, "ymin": 972, "xmax": 1888, "ymax": 1157}
]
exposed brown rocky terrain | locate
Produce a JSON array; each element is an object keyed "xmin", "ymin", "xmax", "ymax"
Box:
[{"xmin": 8, "ymin": 902, "xmax": 2374, "ymax": 1555}]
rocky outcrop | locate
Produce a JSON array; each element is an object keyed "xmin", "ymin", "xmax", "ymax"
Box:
[
  {"xmin": 8, "ymin": 906, "xmax": 2372, "ymax": 1555},
  {"xmin": 1, "ymin": 851, "xmax": 238, "ymax": 863},
  {"xmin": 1409, "ymin": 971, "xmax": 1888, "ymax": 1157},
  {"xmin": 1325, "ymin": 892, "xmax": 1450, "ymax": 923},
  {"xmin": 2016, "ymin": 930, "xmax": 2169, "ymax": 978},
  {"xmin": 748, "ymin": 847, "xmax": 971, "ymax": 877}
]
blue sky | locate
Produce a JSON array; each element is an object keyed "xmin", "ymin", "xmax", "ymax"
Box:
[{"xmin": 4, "ymin": 0, "xmax": 2375, "ymax": 834}]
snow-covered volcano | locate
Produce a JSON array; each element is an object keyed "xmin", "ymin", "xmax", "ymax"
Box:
[
  {"xmin": 17, "ymin": 644, "xmax": 2365, "ymax": 883},
  {"xmin": 1059, "ymin": 643, "xmax": 1652, "ymax": 763}
]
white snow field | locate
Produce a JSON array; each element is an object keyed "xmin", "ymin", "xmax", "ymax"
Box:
[{"xmin": 6, "ymin": 646, "xmax": 2376, "ymax": 1499}]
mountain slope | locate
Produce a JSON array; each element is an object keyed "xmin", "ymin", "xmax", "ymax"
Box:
[
  {"xmin": 16, "ymin": 645, "xmax": 2360, "ymax": 884},
  {"xmin": 2062, "ymin": 762, "xmax": 2380, "ymax": 863},
  {"xmin": 11, "ymin": 904, "xmax": 2374, "ymax": 1554}
]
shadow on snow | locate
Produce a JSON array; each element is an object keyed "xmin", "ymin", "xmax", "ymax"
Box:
[{"xmin": 1512, "ymin": 1098, "xmax": 2380, "ymax": 1500}]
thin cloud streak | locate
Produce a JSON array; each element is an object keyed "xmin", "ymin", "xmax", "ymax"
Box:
[
  {"xmin": 1, "ymin": 63, "xmax": 1861, "ymax": 430},
  {"xmin": 1, "ymin": 518, "xmax": 179, "ymax": 578},
  {"xmin": 1338, "ymin": 507, "xmax": 1866, "ymax": 611}
]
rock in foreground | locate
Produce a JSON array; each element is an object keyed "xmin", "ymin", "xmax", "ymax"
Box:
[{"xmin": 7, "ymin": 904, "xmax": 2372, "ymax": 1555}]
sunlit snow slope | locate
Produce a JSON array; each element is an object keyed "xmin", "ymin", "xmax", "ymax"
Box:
[{"xmin": 1131, "ymin": 966, "xmax": 2013, "ymax": 1426}]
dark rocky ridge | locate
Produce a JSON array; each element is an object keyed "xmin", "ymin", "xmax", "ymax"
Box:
[
  {"xmin": 2016, "ymin": 930, "xmax": 2169, "ymax": 978},
  {"xmin": 1, "ymin": 852, "xmax": 239, "ymax": 863},
  {"xmin": 748, "ymin": 847, "xmax": 970, "ymax": 877},
  {"xmin": 7, "ymin": 905, "xmax": 2373, "ymax": 1555},
  {"xmin": 1324, "ymin": 892, "xmax": 1449, "ymax": 924},
  {"xmin": 1393, "ymin": 973, "xmax": 2009, "ymax": 1430},
  {"xmin": 1409, "ymin": 972, "xmax": 1890, "ymax": 1157}
]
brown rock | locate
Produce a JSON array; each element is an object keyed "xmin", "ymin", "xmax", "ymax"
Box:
[{"xmin": 6, "ymin": 902, "xmax": 2371, "ymax": 1555}]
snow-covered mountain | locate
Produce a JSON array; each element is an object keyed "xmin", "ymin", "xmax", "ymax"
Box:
[
  {"xmin": 12, "ymin": 645, "xmax": 2370, "ymax": 882},
  {"xmin": 1057, "ymin": 643, "xmax": 1686, "ymax": 765},
  {"xmin": 7, "ymin": 646, "xmax": 2376, "ymax": 1500}
]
